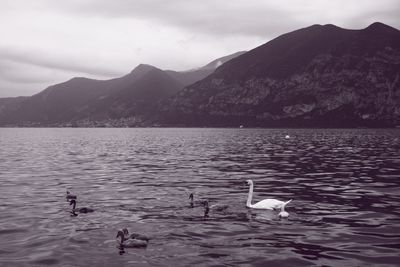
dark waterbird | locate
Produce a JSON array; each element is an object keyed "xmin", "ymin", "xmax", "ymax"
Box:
[
  {"xmin": 203, "ymin": 200, "xmax": 229, "ymax": 213},
  {"xmin": 189, "ymin": 193, "xmax": 207, "ymax": 208},
  {"xmin": 69, "ymin": 199, "xmax": 94, "ymax": 213},
  {"xmin": 116, "ymin": 229, "xmax": 148, "ymax": 248},
  {"xmin": 204, "ymin": 203, "xmax": 210, "ymax": 218},
  {"xmin": 66, "ymin": 190, "xmax": 77, "ymax": 201},
  {"xmin": 122, "ymin": 228, "xmax": 150, "ymax": 242}
]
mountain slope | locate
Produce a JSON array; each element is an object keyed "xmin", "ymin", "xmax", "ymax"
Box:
[
  {"xmin": 161, "ymin": 22, "xmax": 400, "ymax": 127},
  {"xmin": 0, "ymin": 64, "xmax": 160, "ymax": 124},
  {"xmin": 0, "ymin": 51, "xmax": 245, "ymax": 126},
  {"xmin": 0, "ymin": 64, "xmax": 183, "ymax": 125},
  {"xmin": 78, "ymin": 66, "xmax": 184, "ymax": 121},
  {"xmin": 0, "ymin": 97, "xmax": 28, "ymax": 125}
]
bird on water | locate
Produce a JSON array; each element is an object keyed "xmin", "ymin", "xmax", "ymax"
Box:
[
  {"xmin": 116, "ymin": 229, "xmax": 149, "ymax": 248},
  {"xmin": 245, "ymin": 179, "xmax": 292, "ymax": 210},
  {"xmin": 69, "ymin": 199, "xmax": 94, "ymax": 213}
]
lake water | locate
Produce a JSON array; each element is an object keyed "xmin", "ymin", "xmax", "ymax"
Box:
[{"xmin": 0, "ymin": 128, "xmax": 399, "ymax": 267}]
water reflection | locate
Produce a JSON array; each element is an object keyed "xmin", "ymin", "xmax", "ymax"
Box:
[{"xmin": 0, "ymin": 128, "xmax": 399, "ymax": 266}]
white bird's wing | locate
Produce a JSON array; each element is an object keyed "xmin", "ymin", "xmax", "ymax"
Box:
[{"xmin": 251, "ymin": 199, "xmax": 285, "ymax": 209}]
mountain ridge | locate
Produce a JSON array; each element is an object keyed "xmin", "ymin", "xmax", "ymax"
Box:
[
  {"xmin": 164, "ymin": 51, "xmax": 247, "ymax": 86},
  {"xmin": 160, "ymin": 22, "xmax": 400, "ymax": 127},
  {"xmin": 1, "ymin": 22, "xmax": 399, "ymax": 127},
  {"xmin": 0, "ymin": 51, "xmax": 245, "ymax": 126}
]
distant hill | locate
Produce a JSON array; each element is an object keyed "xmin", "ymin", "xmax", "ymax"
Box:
[
  {"xmin": 76, "ymin": 66, "xmax": 184, "ymax": 122},
  {"xmin": 0, "ymin": 52, "xmax": 244, "ymax": 126},
  {"xmin": 160, "ymin": 22, "xmax": 400, "ymax": 127},
  {"xmin": 0, "ymin": 96, "xmax": 28, "ymax": 125},
  {"xmin": 0, "ymin": 64, "xmax": 170, "ymax": 125}
]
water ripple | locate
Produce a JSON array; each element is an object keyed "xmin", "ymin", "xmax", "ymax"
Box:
[{"xmin": 0, "ymin": 128, "xmax": 399, "ymax": 266}]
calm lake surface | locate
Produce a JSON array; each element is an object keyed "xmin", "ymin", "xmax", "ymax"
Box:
[{"xmin": 0, "ymin": 128, "xmax": 399, "ymax": 267}]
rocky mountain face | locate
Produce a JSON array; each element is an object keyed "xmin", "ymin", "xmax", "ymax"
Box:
[
  {"xmin": 161, "ymin": 22, "xmax": 400, "ymax": 127},
  {"xmin": 0, "ymin": 52, "xmax": 244, "ymax": 126}
]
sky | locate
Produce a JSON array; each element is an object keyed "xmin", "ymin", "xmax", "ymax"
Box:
[{"xmin": 0, "ymin": 0, "xmax": 399, "ymax": 97}]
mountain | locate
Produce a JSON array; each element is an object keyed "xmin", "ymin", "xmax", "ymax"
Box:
[
  {"xmin": 160, "ymin": 22, "xmax": 400, "ymax": 127},
  {"xmin": 9, "ymin": 77, "xmax": 117, "ymax": 124},
  {"xmin": 165, "ymin": 51, "xmax": 247, "ymax": 86},
  {"xmin": 2, "ymin": 23, "xmax": 399, "ymax": 128},
  {"xmin": 0, "ymin": 64, "xmax": 152, "ymax": 124},
  {"xmin": 0, "ymin": 64, "xmax": 183, "ymax": 125},
  {"xmin": 0, "ymin": 97, "xmax": 28, "ymax": 125},
  {"xmin": 76, "ymin": 66, "xmax": 184, "ymax": 122},
  {"xmin": 0, "ymin": 52, "xmax": 244, "ymax": 126}
]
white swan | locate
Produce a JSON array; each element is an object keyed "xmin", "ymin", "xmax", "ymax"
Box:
[
  {"xmin": 246, "ymin": 180, "xmax": 292, "ymax": 210},
  {"xmin": 278, "ymin": 201, "xmax": 290, "ymax": 218}
]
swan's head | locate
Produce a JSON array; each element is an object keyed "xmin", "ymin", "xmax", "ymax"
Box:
[
  {"xmin": 189, "ymin": 193, "xmax": 193, "ymax": 200},
  {"xmin": 279, "ymin": 210, "xmax": 289, "ymax": 218},
  {"xmin": 66, "ymin": 190, "xmax": 70, "ymax": 195},
  {"xmin": 246, "ymin": 180, "xmax": 253, "ymax": 185},
  {"xmin": 69, "ymin": 199, "xmax": 76, "ymax": 206}
]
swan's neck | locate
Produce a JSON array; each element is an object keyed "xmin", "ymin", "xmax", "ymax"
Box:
[{"xmin": 247, "ymin": 184, "xmax": 253, "ymax": 207}]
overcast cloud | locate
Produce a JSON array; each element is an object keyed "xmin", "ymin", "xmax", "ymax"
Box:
[{"xmin": 0, "ymin": 0, "xmax": 399, "ymax": 97}]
